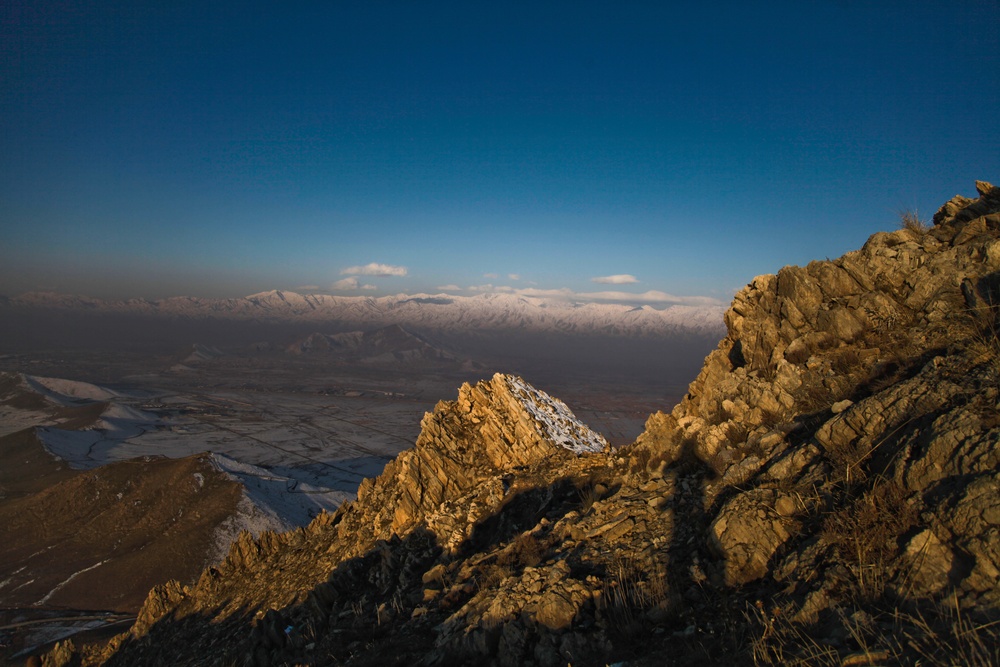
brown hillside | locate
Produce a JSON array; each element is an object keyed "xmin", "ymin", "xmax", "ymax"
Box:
[{"xmin": 0, "ymin": 454, "xmax": 242, "ymax": 613}]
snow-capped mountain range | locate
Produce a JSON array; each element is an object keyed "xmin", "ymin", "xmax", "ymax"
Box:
[{"xmin": 6, "ymin": 290, "xmax": 726, "ymax": 337}]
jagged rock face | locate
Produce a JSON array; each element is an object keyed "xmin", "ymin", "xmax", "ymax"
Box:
[
  {"xmin": 350, "ymin": 373, "xmax": 608, "ymax": 551},
  {"xmin": 57, "ymin": 183, "xmax": 1000, "ymax": 667},
  {"xmin": 83, "ymin": 373, "xmax": 613, "ymax": 665},
  {"xmin": 644, "ymin": 180, "xmax": 1000, "ymax": 472},
  {"xmin": 634, "ymin": 181, "xmax": 1000, "ymax": 605}
]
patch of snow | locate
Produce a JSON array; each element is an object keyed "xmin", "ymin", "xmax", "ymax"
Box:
[
  {"xmin": 35, "ymin": 560, "xmax": 108, "ymax": 606},
  {"xmin": 22, "ymin": 375, "xmax": 123, "ymax": 403},
  {"xmin": 500, "ymin": 374, "xmax": 608, "ymax": 454},
  {"xmin": 184, "ymin": 343, "xmax": 224, "ymax": 362},
  {"xmin": 208, "ymin": 495, "xmax": 288, "ymax": 564},
  {"xmin": 34, "ymin": 402, "xmax": 160, "ymax": 467},
  {"xmin": 94, "ymin": 403, "xmax": 157, "ymax": 439},
  {"xmin": 0, "ymin": 405, "xmax": 50, "ymax": 437},
  {"xmin": 11, "ymin": 579, "xmax": 35, "ymax": 593},
  {"xmin": 12, "ymin": 619, "xmax": 110, "ymax": 660},
  {"xmin": 100, "ymin": 403, "xmax": 157, "ymax": 421},
  {"xmin": 208, "ymin": 453, "xmax": 353, "ymax": 536},
  {"xmin": 36, "ymin": 427, "xmax": 102, "ymax": 467}
]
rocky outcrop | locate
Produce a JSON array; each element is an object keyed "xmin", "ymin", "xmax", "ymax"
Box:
[
  {"xmin": 628, "ymin": 180, "xmax": 1000, "ymax": 656},
  {"xmin": 345, "ymin": 373, "xmax": 608, "ymax": 553},
  {"xmin": 85, "ymin": 374, "xmax": 614, "ymax": 665},
  {"xmin": 648, "ymin": 180, "xmax": 1000, "ymax": 475},
  {"xmin": 53, "ymin": 182, "xmax": 1000, "ymax": 666}
]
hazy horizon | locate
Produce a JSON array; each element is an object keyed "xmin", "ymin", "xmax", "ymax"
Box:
[{"xmin": 2, "ymin": 2, "xmax": 998, "ymax": 303}]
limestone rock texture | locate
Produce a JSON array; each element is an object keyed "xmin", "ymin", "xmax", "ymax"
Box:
[{"xmin": 57, "ymin": 184, "xmax": 1000, "ymax": 666}]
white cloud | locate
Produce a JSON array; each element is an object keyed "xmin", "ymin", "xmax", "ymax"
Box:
[
  {"xmin": 331, "ymin": 277, "xmax": 359, "ymax": 290},
  {"xmin": 492, "ymin": 286, "xmax": 574, "ymax": 298},
  {"xmin": 575, "ymin": 289, "xmax": 722, "ymax": 306},
  {"xmin": 591, "ymin": 274, "xmax": 639, "ymax": 285},
  {"xmin": 361, "ymin": 284, "xmax": 377, "ymax": 291},
  {"xmin": 508, "ymin": 273, "xmax": 521, "ymax": 281},
  {"xmin": 437, "ymin": 284, "xmax": 462, "ymax": 291},
  {"xmin": 483, "ymin": 272, "xmax": 499, "ymax": 279},
  {"xmin": 341, "ymin": 263, "xmax": 408, "ymax": 277},
  {"xmin": 464, "ymin": 285, "xmax": 722, "ymax": 307},
  {"xmin": 469, "ymin": 284, "xmax": 516, "ymax": 293}
]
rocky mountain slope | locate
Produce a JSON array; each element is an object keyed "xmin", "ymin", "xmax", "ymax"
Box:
[
  {"xmin": 43, "ymin": 182, "xmax": 1000, "ymax": 666},
  {"xmin": 285, "ymin": 325, "xmax": 461, "ymax": 367},
  {"xmin": 3, "ymin": 290, "xmax": 725, "ymax": 338},
  {"xmin": 0, "ymin": 453, "xmax": 242, "ymax": 613}
]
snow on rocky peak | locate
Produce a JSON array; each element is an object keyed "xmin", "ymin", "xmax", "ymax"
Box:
[{"xmin": 499, "ymin": 373, "xmax": 607, "ymax": 454}]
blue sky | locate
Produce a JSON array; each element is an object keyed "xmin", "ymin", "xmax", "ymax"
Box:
[{"xmin": 1, "ymin": 1, "xmax": 997, "ymax": 305}]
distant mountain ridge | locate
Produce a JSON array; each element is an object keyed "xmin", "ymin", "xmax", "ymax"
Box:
[
  {"xmin": 286, "ymin": 325, "xmax": 458, "ymax": 365},
  {"xmin": 5, "ymin": 290, "xmax": 726, "ymax": 337}
]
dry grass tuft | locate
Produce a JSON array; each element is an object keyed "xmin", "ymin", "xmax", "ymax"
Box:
[
  {"xmin": 893, "ymin": 594, "xmax": 1000, "ymax": 666},
  {"xmin": 600, "ymin": 554, "xmax": 670, "ymax": 643},
  {"xmin": 747, "ymin": 601, "xmax": 841, "ymax": 667},
  {"xmin": 965, "ymin": 298, "xmax": 1000, "ymax": 380},
  {"xmin": 479, "ymin": 562, "xmax": 513, "ymax": 590},
  {"xmin": 748, "ymin": 594, "xmax": 1000, "ymax": 667},
  {"xmin": 899, "ymin": 209, "xmax": 930, "ymax": 236},
  {"xmin": 820, "ymin": 479, "xmax": 918, "ymax": 602},
  {"xmin": 497, "ymin": 532, "xmax": 545, "ymax": 568}
]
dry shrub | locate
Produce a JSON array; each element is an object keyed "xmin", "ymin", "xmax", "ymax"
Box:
[
  {"xmin": 793, "ymin": 379, "xmax": 834, "ymax": 414},
  {"xmin": 746, "ymin": 329, "xmax": 778, "ymax": 381},
  {"xmin": 574, "ymin": 471, "xmax": 614, "ymax": 511},
  {"xmin": 820, "ymin": 480, "xmax": 918, "ymax": 602},
  {"xmin": 830, "ymin": 346, "xmax": 864, "ymax": 376},
  {"xmin": 497, "ymin": 532, "xmax": 545, "ymax": 568},
  {"xmin": 479, "ymin": 563, "xmax": 513, "ymax": 590},
  {"xmin": 577, "ymin": 483, "xmax": 601, "ymax": 514},
  {"xmin": 890, "ymin": 594, "xmax": 1000, "ymax": 666},
  {"xmin": 628, "ymin": 446, "xmax": 652, "ymax": 474},
  {"xmin": 899, "ymin": 209, "xmax": 930, "ymax": 236},
  {"xmin": 601, "ymin": 554, "xmax": 669, "ymax": 643},
  {"xmin": 747, "ymin": 601, "xmax": 841, "ymax": 667},
  {"xmin": 759, "ymin": 407, "xmax": 784, "ymax": 429},
  {"xmin": 965, "ymin": 300, "xmax": 1000, "ymax": 379},
  {"xmin": 749, "ymin": 595, "xmax": 1000, "ymax": 667}
]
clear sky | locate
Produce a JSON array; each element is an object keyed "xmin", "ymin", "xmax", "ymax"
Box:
[{"xmin": 1, "ymin": 1, "xmax": 997, "ymax": 305}]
